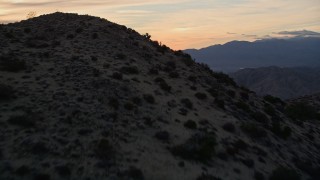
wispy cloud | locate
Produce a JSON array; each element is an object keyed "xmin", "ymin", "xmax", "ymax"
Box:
[{"xmin": 276, "ymin": 30, "xmax": 320, "ymax": 37}]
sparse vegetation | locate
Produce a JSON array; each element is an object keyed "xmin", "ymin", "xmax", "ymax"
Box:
[{"xmin": 264, "ymin": 95, "xmax": 285, "ymax": 105}]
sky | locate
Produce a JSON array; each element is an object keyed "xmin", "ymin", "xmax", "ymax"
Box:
[{"xmin": 1, "ymin": 0, "xmax": 320, "ymax": 50}]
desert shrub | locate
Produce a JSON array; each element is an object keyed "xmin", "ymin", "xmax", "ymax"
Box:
[
  {"xmin": 226, "ymin": 90, "xmax": 236, "ymax": 98},
  {"xmin": 75, "ymin": 27, "xmax": 83, "ymax": 33},
  {"xmin": 149, "ymin": 67, "xmax": 159, "ymax": 75},
  {"xmin": 184, "ymin": 120, "xmax": 197, "ymax": 129},
  {"xmin": 269, "ymin": 167, "xmax": 300, "ymax": 180},
  {"xmin": 0, "ymin": 55, "xmax": 26, "ymax": 72},
  {"xmin": 179, "ymin": 108, "xmax": 188, "ymax": 116},
  {"xmin": 112, "ymin": 72, "xmax": 123, "ymax": 80},
  {"xmin": 207, "ymin": 88, "xmax": 218, "ymax": 97},
  {"xmin": 165, "ymin": 61, "xmax": 176, "ymax": 71},
  {"xmin": 7, "ymin": 114, "xmax": 37, "ymax": 127},
  {"xmin": 195, "ymin": 92, "xmax": 207, "ymax": 100},
  {"xmin": 92, "ymin": 32, "xmax": 98, "ymax": 39},
  {"xmin": 91, "ymin": 56, "xmax": 98, "ymax": 61},
  {"xmin": 15, "ymin": 165, "xmax": 30, "ymax": 176},
  {"xmin": 171, "ymin": 132, "xmax": 216, "ymax": 163},
  {"xmin": 241, "ymin": 158, "xmax": 255, "ymax": 168},
  {"xmin": 241, "ymin": 123, "xmax": 267, "ymax": 138},
  {"xmin": 222, "ymin": 122, "xmax": 235, "ymax": 132},
  {"xmin": 154, "ymin": 131, "xmax": 170, "ymax": 141},
  {"xmin": 108, "ymin": 97, "xmax": 119, "ymax": 110},
  {"xmin": 264, "ymin": 104, "xmax": 276, "ymax": 116},
  {"xmin": 236, "ymin": 101, "xmax": 250, "ymax": 112},
  {"xmin": 233, "ymin": 139, "xmax": 248, "ymax": 151},
  {"xmin": 254, "ymin": 171, "xmax": 265, "ymax": 180},
  {"xmin": 55, "ymin": 164, "xmax": 71, "ymax": 177},
  {"xmin": 285, "ymin": 102, "xmax": 319, "ymax": 121},
  {"xmin": 188, "ymin": 75, "xmax": 197, "ymax": 82},
  {"xmin": 34, "ymin": 173, "xmax": 51, "ymax": 180},
  {"xmin": 24, "ymin": 27, "xmax": 31, "ymax": 33},
  {"xmin": 115, "ymin": 53, "xmax": 126, "ymax": 60},
  {"xmin": 196, "ymin": 173, "xmax": 222, "ymax": 180},
  {"xmin": 271, "ymin": 122, "xmax": 292, "ymax": 139},
  {"xmin": 212, "ymin": 72, "xmax": 237, "ymax": 87},
  {"xmin": 159, "ymin": 81, "xmax": 171, "ymax": 92},
  {"xmin": 251, "ymin": 111, "xmax": 269, "ymax": 124},
  {"xmin": 94, "ymin": 138, "xmax": 115, "ymax": 159},
  {"xmin": 169, "ymin": 71, "xmax": 179, "ymax": 78},
  {"xmin": 132, "ymin": 96, "xmax": 142, "ymax": 106},
  {"xmin": 119, "ymin": 166, "xmax": 144, "ymax": 180},
  {"xmin": 143, "ymin": 94, "xmax": 155, "ymax": 104},
  {"xmin": 240, "ymin": 92, "xmax": 249, "ymax": 100},
  {"xmin": 0, "ymin": 84, "xmax": 14, "ymax": 101},
  {"xmin": 66, "ymin": 34, "xmax": 74, "ymax": 39},
  {"xmin": 214, "ymin": 99, "xmax": 225, "ymax": 109},
  {"xmin": 181, "ymin": 98, "xmax": 193, "ymax": 109},
  {"xmin": 264, "ymin": 95, "xmax": 285, "ymax": 105},
  {"xmin": 124, "ymin": 102, "xmax": 135, "ymax": 110},
  {"xmin": 120, "ymin": 66, "xmax": 139, "ymax": 74}
]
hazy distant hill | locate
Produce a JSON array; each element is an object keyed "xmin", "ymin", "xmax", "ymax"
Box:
[
  {"xmin": 1, "ymin": 13, "xmax": 320, "ymax": 180},
  {"xmin": 184, "ymin": 38, "xmax": 320, "ymax": 72},
  {"xmin": 230, "ymin": 66, "xmax": 320, "ymax": 99}
]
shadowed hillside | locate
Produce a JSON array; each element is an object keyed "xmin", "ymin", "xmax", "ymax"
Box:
[{"xmin": 1, "ymin": 13, "xmax": 320, "ymax": 180}]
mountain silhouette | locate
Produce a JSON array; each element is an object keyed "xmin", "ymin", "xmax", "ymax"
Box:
[{"xmin": 184, "ymin": 38, "xmax": 320, "ymax": 72}]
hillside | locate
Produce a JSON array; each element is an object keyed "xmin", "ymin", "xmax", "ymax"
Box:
[
  {"xmin": 0, "ymin": 13, "xmax": 320, "ymax": 180},
  {"xmin": 230, "ymin": 66, "xmax": 320, "ymax": 99},
  {"xmin": 184, "ymin": 38, "xmax": 320, "ymax": 72}
]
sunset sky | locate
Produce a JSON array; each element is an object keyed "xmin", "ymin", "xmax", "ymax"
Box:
[{"xmin": 1, "ymin": 0, "xmax": 320, "ymax": 49}]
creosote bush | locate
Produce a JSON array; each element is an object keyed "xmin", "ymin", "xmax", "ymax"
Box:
[
  {"xmin": 120, "ymin": 66, "xmax": 139, "ymax": 74},
  {"xmin": 94, "ymin": 138, "xmax": 115, "ymax": 159},
  {"xmin": 195, "ymin": 92, "xmax": 207, "ymax": 100},
  {"xmin": 184, "ymin": 120, "xmax": 197, "ymax": 129},
  {"xmin": 143, "ymin": 94, "xmax": 155, "ymax": 104},
  {"xmin": 222, "ymin": 122, "xmax": 236, "ymax": 133},
  {"xmin": 240, "ymin": 123, "xmax": 267, "ymax": 138},
  {"xmin": 171, "ymin": 132, "xmax": 216, "ymax": 163},
  {"xmin": 7, "ymin": 114, "xmax": 37, "ymax": 128},
  {"xmin": 0, "ymin": 84, "xmax": 14, "ymax": 101},
  {"xmin": 181, "ymin": 98, "xmax": 193, "ymax": 109},
  {"xmin": 0, "ymin": 55, "xmax": 26, "ymax": 72}
]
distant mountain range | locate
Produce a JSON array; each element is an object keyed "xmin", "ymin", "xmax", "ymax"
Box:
[
  {"xmin": 230, "ymin": 66, "xmax": 320, "ymax": 99},
  {"xmin": 184, "ymin": 37, "xmax": 320, "ymax": 72}
]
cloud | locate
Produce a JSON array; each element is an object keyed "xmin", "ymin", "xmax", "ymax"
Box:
[{"xmin": 276, "ymin": 30, "xmax": 320, "ymax": 37}]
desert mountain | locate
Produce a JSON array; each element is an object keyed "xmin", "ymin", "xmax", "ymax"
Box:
[
  {"xmin": 230, "ymin": 66, "xmax": 320, "ymax": 99},
  {"xmin": 184, "ymin": 38, "xmax": 320, "ymax": 72},
  {"xmin": 0, "ymin": 13, "xmax": 319, "ymax": 180}
]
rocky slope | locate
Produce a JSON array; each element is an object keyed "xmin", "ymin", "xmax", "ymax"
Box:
[
  {"xmin": 230, "ymin": 66, "xmax": 320, "ymax": 99},
  {"xmin": 0, "ymin": 13, "xmax": 319, "ymax": 180}
]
